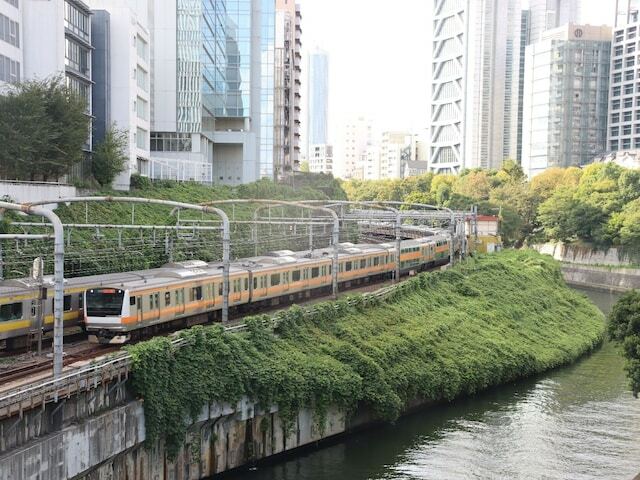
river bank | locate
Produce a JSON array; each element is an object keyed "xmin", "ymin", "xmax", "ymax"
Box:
[
  {"xmin": 561, "ymin": 264, "xmax": 640, "ymax": 292},
  {"xmin": 0, "ymin": 252, "xmax": 607, "ymax": 479},
  {"xmin": 122, "ymin": 250, "xmax": 604, "ymax": 477},
  {"xmin": 227, "ymin": 287, "xmax": 640, "ymax": 480}
]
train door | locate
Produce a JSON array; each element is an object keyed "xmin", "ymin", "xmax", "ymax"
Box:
[
  {"xmin": 179, "ymin": 288, "xmax": 186, "ymax": 314},
  {"xmin": 136, "ymin": 295, "xmax": 143, "ymax": 323},
  {"xmin": 283, "ymin": 271, "xmax": 290, "ymax": 292}
]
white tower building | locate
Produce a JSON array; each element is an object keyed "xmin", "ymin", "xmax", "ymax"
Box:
[{"xmin": 430, "ymin": 0, "xmax": 523, "ymax": 174}]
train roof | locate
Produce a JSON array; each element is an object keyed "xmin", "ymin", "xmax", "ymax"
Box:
[{"xmin": 0, "ymin": 235, "xmax": 447, "ymax": 295}]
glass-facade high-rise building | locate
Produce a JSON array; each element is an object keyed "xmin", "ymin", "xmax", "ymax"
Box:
[
  {"xmin": 521, "ymin": 24, "xmax": 611, "ymax": 177},
  {"xmin": 150, "ymin": 0, "xmax": 276, "ymax": 185}
]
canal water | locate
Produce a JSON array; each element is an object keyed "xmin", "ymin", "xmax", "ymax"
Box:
[{"xmin": 230, "ymin": 288, "xmax": 640, "ymax": 480}]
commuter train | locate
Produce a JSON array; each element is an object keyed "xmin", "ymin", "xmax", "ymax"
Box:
[{"xmin": 0, "ymin": 232, "xmax": 457, "ymax": 349}]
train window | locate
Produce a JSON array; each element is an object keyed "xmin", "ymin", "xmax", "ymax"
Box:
[
  {"xmin": 373, "ymin": 257, "xmax": 380, "ymax": 266},
  {"xmin": 271, "ymin": 273, "xmax": 281, "ymax": 286},
  {"xmin": 253, "ymin": 277, "xmax": 258, "ymax": 289},
  {"xmin": 130, "ymin": 296, "xmax": 136, "ymax": 306},
  {"xmin": 292, "ymin": 270, "xmax": 301, "ymax": 282},
  {"xmin": 311, "ymin": 267, "xmax": 319, "ymax": 278},
  {"xmin": 165, "ymin": 292, "xmax": 171, "ymax": 306},
  {"xmin": 0, "ymin": 303, "xmax": 22, "ymax": 321},
  {"xmin": 63, "ymin": 295, "xmax": 72, "ymax": 311},
  {"xmin": 154, "ymin": 293, "xmax": 160, "ymax": 309},
  {"xmin": 360, "ymin": 259, "xmax": 366, "ymax": 269},
  {"xmin": 244, "ymin": 278, "xmax": 249, "ymax": 291},
  {"xmin": 193, "ymin": 286, "xmax": 203, "ymax": 301},
  {"xmin": 345, "ymin": 261, "xmax": 352, "ymax": 272},
  {"xmin": 218, "ymin": 283, "xmax": 223, "ymax": 295},
  {"xmin": 149, "ymin": 295, "xmax": 154, "ymax": 309},
  {"xmin": 79, "ymin": 294, "xmax": 84, "ymax": 310}
]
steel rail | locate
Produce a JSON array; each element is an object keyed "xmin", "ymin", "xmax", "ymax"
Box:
[{"xmin": 0, "ymin": 278, "xmax": 408, "ymax": 418}]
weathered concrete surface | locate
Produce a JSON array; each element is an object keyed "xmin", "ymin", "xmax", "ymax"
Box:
[
  {"xmin": 0, "ymin": 394, "xmax": 348, "ymax": 480},
  {"xmin": 534, "ymin": 242, "xmax": 639, "ymax": 267},
  {"xmin": 562, "ymin": 264, "xmax": 640, "ymax": 292}
]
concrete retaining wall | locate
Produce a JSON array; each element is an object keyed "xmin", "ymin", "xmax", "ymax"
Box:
[
  {"xmin": 534, "ymin": 242, "xmax": 639, "ymax": 267},
  {"xmin": 0, "ymin": 394, "xmax": 348, "ymax": 480},
  {"xmin": 0, "ymin": 181, "xmax": 77, "ymax": 206},
  {"xmin": 562, "ymin": 265, "xmax": 640, "ymax": 292}
]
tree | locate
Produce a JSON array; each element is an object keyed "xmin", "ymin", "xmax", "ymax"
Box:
[
  {"xmin": 607, "ymin": 199, "xmax": 640, "ymax": 249},
  {"xmin": 0, "ymin": 77, "xmax": 89, "ymax": 181},
  {"xmin": 496, "ymin": 159, "xmax": 525, "ymax": 183},
  {"xmin": 608, "ymin": 291, "xmax": 640, "ymax": 397},
  {"xmin": 91, "ymin": 125, "xmax": 128, "ymax": 187},
  {"xmin": 453, "ymin": 170, "xmax": 492, "ymax": 200}
]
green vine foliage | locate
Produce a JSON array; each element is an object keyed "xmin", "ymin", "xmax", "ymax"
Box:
[
  {"xmin": 126, "ymin": 250, "xmax": 605, "ymax": 458},
  {"xmin": 608, "ymin": 290, "xmax": 640, "ymax": 397}
]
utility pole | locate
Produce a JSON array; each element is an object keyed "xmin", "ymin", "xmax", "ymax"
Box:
[{"xmin": 31, "ymin": 257, "xmax": 45, "ymax": 355}]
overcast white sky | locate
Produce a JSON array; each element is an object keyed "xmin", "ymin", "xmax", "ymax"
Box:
[{"xmin": 298, "ymin": 0, "xmax": 618, "ymax": 145}]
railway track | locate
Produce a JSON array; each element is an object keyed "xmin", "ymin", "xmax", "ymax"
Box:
[
  {"xmin": 0, "ymin": 268, "xmax": 427, "ymax": 385},
  {"xmin": 0, "ymin": 343, "xmax": 120, "ymax": 385}
]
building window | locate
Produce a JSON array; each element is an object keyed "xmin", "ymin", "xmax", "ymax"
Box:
[
  {"xmin": 623, "ymin": 124, "xmax": 632, "ymax": 135},
  {"xmin": 612, "ymin": 99, "xmax": 621, "ymax": 110},
  {"xmin": 622, "ymin": 138, "xmax": 631, "ymax": 149},
  {"xmin": 624, "ymin": 97, "xmax": 633, "ymax": 108},
  {"xmin": 615, "ymin": 45, "xmax": 624, "ymax": 56},
  {"xmin": 624, "ymin": 84, "xmax": 634, "ymax": 95},
  {"xmin": 64, "ymin": 1, "xmax": 90, "ymax": 42},
  {"xmin": 614, "ymin": 58, "xmax": 623, "ymax": 70},
  {"xmin": 627, "ymin": 43, "xmax": 636, "ymax": 54},
  {"xmin": 614, "ymin": 72, "xmax": 622, "ymax": 83},
  {"xmin": 613, "ymin": 86, "xmax": 621, "ymax": 97},
  {"xmin": 0, "ymin": 13, "xmax": 19, "ymax": 47},
  {"xmin": 0, "ymin": 54, "xmax": 19, "ymax": 83},
  {"xmin": 65, "ymin": 38, "xmax": 90, "ymax": 76},
  {"xmin": 624, "ymin": 111, "xmax": 633, "ymax": 122},
  {"xmin": 150, "ymin": 132, "xmax": 192, "ymax": 152},
  {"xmin": 135, "ymin": 35, "xmax": 148, "ymax": 62},
  {"xmin": 611, "ymin": 126, "xmax": 619, "ymax": 137},
  {"xmin": 65, "ymin": 75, "xmax": 90, "ymax": 110},
  {"xmin": 136, "ymin": 96, "xmax": 148, "ymax": 121},
  {"xmin": 610, "ymin": 140, "xmax": 618, "ymax": 150},
  {"xmin": 625, "ymin": 70, "xmax": 634, "ymax": 81},
  {"xmin": 136, "ymin": 66, "xmax": 148, "ymax": 92},
  {"xmin": 611, "ymin": 113, "xmax": 620, "ymax": 123},
  {"xmin": 136, "ymin": 127, "xmax": 148, "ymax": 150}
]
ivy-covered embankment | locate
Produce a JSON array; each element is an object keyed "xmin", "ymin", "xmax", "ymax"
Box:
[{"xmin": 127, "ymin": 250, "xmax": 605, "ymax": 456}]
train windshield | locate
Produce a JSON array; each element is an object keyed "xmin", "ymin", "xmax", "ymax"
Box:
[{"xmin": 86, "ymin": 289, "xmax": 125, "ymax": 317}]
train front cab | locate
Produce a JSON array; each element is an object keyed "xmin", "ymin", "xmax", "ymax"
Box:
[{"xmin": 84, "ymin": 287, "xmax": 131, "ymax": 344}]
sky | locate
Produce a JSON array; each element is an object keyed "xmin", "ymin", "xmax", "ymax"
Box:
[{"xmin": 298, "ymin": 0, "xmax": 618, "ymax": 147}]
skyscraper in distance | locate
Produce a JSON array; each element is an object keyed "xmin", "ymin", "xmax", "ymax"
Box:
[
  {"xmin": 429, "ymin": 0, "xmax": 522, "ymax": 174},
  {"xmin": 306, "ymin": 47, "xmax": 328, "ymax": 158},
  {"xmin": 521, "ymin": 24, "xmax": 611, "ymax": 177}
]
